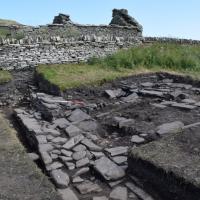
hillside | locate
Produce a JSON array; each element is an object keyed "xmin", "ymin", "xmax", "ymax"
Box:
[{"xmin": 0, "ymin": 18, "xmax": 20, "ymax": 26}]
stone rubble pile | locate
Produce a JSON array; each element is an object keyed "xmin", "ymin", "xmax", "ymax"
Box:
[
  {"xmin": 13, "ymin": 74, "xmax": 200, "ymax": 200},
  {"xmin": 15, "ymin": 92, "xmax": 156, "ymax": 200}
]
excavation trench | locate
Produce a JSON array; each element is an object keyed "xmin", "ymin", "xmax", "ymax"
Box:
[{"xmin": 2, "ymin": 70, "xmax": 200, "ymax": 200}]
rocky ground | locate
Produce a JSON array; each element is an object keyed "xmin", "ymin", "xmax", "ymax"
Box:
[{"xmin": 6, "ymin": 72, "xmax": 200, "ymax": 200}]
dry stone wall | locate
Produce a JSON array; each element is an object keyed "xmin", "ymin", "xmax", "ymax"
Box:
[
  {"xmin": 0, "ymin": 24, "xmax": 142, "ymax": 70},
  {"xmin": 144, "ymin": 37, "xmax": 200, "ymax": 45}
]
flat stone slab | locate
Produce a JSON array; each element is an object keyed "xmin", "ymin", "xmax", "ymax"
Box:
[
  {"xmin": 131, "ymin": 135, "xmax": 145, "ymax": 144},
  {"xmin": 81, "ymin": 138, "xmax": 102, "ymax": 151},
  {"xmin": 129, "ymin": 126, "xmax": 200, "ymax": 200},
  {"xmin": 75, "ymin": 180, "xmax": 102, "ymax": 194},
  {"xmin": 63, "ymin": 134, "xmax": 84, "ymax": 149},
  {"xmin": 139, "ymin": 90, "xmax": 164, "ymax": 98},
  {"xmin": 76, "ymin": 157, "xmax": 90, "ymax": 168},
  {"xmin": 68, "ymin": 109, "xmax": 91, "ymax": 122},
  {"xmin": 75, "ymin": 120, "xmax": 98, "ymax": 132},
  {"xmin": 112, "ymin": 156, "xmax": 127, "ymax": 165},
  {"xmin": 156, "ymin": 121, "xmax": 184, "ymax": 136},
  {"xmin": 171, "ymin": 102, "xmax": 196, "ymax": 110},
  {"xmin": 94, "ymin": 157, "xmax": 125, "ymax": 181},
  {"xmin": 105, "ymin": 89, "xmax": 124, "ymax": 99},
  {"xmin": 105, "ymin": 146, "xmax": 128, "ymax": 156},
  {"xmin": 121, "ymin": 93, "xmax": 139, "ymax": 103},
  {"xmin": 110, "ymin": 186, "xmax": 128, "ymax": 200},
  {"xmin": 65, "ymin": 125, "xmax": 82, "ymax": 137}
]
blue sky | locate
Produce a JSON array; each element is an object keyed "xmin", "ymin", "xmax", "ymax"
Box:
[{"xmin": 1, "ymin": 0, "xmax": 200, "ymax": 40}]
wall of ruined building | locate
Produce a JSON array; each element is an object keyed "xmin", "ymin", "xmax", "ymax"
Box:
[
  {"xmin": 1, "ymin": 24, "xmax": 141, "ymax": 44},
  {"xmin": 0, "ymin": 41, "xmax": 140, "ymax": 70},
  {"xmin": 0, "ymin": 24, "xmax": 142, "ymax": 70}
]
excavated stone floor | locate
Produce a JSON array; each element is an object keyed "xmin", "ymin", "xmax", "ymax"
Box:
[{"xmin": 7, "ymin": 72, "xmax": 200, "ymax": 200}]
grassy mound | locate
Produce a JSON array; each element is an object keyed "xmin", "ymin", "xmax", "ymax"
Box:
[{"xmin": 37, "ymin": 43, "xmax": 200, "ymax": 90}]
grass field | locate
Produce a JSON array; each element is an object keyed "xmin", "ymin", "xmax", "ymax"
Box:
[{"xmin": 37, "ymin": 43, "xmax": 200, "ymax": 90}]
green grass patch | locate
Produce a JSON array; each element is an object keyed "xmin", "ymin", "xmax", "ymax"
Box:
[
  {"xmin": 89, "ymin": 43, "xmax": 200, "ymax": 72},
  {"xmin": 0, "ymin": 71, "xmax": 12, "ymax": 84},
  {"xmin": 0, "ymin": 27, "xmax": 11, "ymax": 38},
  {"xmin": 37, "ymin": 43, "xmax": 200, "ymax": 90},
  {"xmin": 37, "ymin": 64, "xmax": 142, "ymax": 90}
]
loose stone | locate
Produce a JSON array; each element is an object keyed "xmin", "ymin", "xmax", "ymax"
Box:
[
  {"xmin": 131, "ymin": 135, "xmax": 145, "ymax": 144},
  {"xmin": 93, "ymin": 157, "xmax": 125, "ymax": 181},
  {"xmin": 72, "ymin": 151, "xmax": 87, "ymax": 161},
  {"xmin": 50, "ymin": 169, "xmax": 70, "ymax": 188}
]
